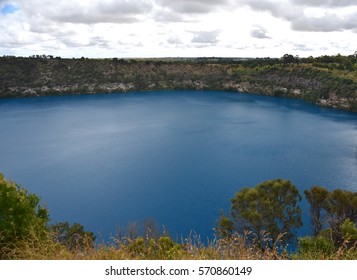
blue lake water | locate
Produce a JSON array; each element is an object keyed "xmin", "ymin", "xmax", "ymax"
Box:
[{"xmin": 0, "ymin": 90, "xmax": 356, "ymax": 241}]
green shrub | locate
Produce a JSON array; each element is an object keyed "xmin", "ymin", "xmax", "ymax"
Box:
[
  {"xmin": 0, "ymin": 173, "xmax": 49, "ymax": 257},
  {"xmin": 340, "ymin": 219, "xmax": 357, "ymax": 243},
  {"xmin": 127, "ymin": 236, "xmax": 182, "ymax": 259},
  {"xmin": 295, "ymin": 236, "xmax": 335, "ymax": 259}
]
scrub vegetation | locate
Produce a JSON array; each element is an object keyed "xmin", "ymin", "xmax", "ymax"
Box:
[
  {"xmin": 1, "ymin": 173, "xmax": 356, "ymax": 260},
  {"xmin": 0, "ymin": 53, "xmax": 356, "ymax": 112}
]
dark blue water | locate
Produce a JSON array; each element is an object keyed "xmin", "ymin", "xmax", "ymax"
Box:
[{"xmin": 0, "ymin": 90, "xmax": 356, "ymax": 241}]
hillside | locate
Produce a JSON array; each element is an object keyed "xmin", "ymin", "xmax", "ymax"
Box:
[{"xmin": 0, "ymin": 55, "xmax": 356, "ymax": 112}]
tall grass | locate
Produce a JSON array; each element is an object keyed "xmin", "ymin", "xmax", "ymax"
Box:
[{"xmin": 3, "ymin": 231, "xmax": 354, "ymax": 260}]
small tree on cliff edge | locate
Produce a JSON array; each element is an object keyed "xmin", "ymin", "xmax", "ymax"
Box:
[
  {"xmin": 220, "ymin": 179, "xmax": 302, "ymax": 248},
  {"xmin": 304, "ymin": 186, "xmax": 329, "ymax": 237},
  {"xmin": 304, "ymin": 186, "xmax": 357, "ymax": 245}
]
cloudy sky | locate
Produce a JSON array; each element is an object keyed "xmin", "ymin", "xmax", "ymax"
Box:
[{"xmin": 1, "ymin": 0, "xmax": 356, "ymax": 58}]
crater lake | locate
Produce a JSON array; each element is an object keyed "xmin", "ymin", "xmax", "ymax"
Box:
[{"xmin": 0, "ymin": 90, "xmax": 356, "ymax": 240}]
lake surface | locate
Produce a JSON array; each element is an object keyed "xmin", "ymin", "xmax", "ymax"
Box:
[{"xmin": 0, "ymin": 90, "xmax": 356, "ymax": 241}]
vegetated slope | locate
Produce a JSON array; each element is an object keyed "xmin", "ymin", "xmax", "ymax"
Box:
[{"xmin": 0, "ymin": 55, "xmax": 356, "ymax": 112}]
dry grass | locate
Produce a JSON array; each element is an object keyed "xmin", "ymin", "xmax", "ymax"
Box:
[
  {"xmin": 3, "ymin": 229, "xmax": 357, "ymax": 260},
  {"xmin": 2, "ymin": 231, "xmax": 288, "ymax": 260}
]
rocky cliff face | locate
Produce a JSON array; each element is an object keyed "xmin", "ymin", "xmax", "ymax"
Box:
[{"xmin": 1, "ymin": 57, "xmax": 356, "ymax": 112}]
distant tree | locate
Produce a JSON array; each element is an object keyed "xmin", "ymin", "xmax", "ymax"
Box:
[
  {"xmin": 50, "ymin": 222, "xmax": 95, "ymax": 251},
  {"xmin": 304, "ymin": 186, "xmax": 329, "ymax": 236},
  {"xmin": 116, "ymin": 219, "xmax": 163, "ymax": 242},
  {"xmin": 218, "ymin": 213, "xmax": 234, "ymax": 239},
  {"xmin": 282, "ymin": 54, "xmax": 297, "ymax": 65},
  {"xmin": 220, "ymin": 179, "xmax": 302, "ymax": 248},
  {"xmin": 142, "ymin": 218, "xmax": 162, "ymax": 240}
]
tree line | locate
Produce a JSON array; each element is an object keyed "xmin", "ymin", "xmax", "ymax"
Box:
[{"xmin": 219, "ymin": 179, "xmax": 357, "ymax": 255}]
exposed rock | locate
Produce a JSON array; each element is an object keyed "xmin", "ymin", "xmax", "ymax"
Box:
[{"xmin": 1, "ymin": 57, "xmax": 356, "ymax": 112}]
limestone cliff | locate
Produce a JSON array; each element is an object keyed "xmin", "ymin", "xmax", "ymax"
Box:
[{"xmin": 1, "ymin": 56, "xmax": 356, "ymax": 112}]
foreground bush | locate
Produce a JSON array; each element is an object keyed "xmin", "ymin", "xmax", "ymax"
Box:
[
  {"xmin": 294, "ymin": 236, "xmax": 357, "ymax": 260},
  {"xmin": 0, "ymin": 173, "xmax": 49, "ymax": 258}
]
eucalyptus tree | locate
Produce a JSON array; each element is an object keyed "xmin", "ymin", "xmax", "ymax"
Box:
[{"xmin": 220, "ymin": 179, "xmax": 302, "ymax": 248}]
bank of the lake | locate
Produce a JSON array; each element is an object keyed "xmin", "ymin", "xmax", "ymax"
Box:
[{"xmin": 1, "ymin": 55, "xmax": 356, "ymax": 112}]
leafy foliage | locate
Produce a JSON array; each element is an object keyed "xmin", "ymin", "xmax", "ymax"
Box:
[
  {"xmin": 49, "ymin": 222, "xmax": 95, "ymax": 251},
  {"xmin": 127, "ymin": 236, "xmax": 182, "ymax": 260},
  {"xmin": 220, "ymin": 179, "xmax": 302, "ymax": 248},
  {"xmin": 304, "ymin": 186, "xmax": 357, "ymax": 245},
  {"xmin": 340, "ymin": 219, "xmax": 357, "ymax": 245},
  {"xmin": 0, "ymin": 173, "xmax": 49, "ymax": 257},
  {"xmin": 295, "ymin": 236, "xmax": 335, "ymax": 259},
  {"xmin": 304, "ymin": 186, "xmax": 329, "ymax": 236}
]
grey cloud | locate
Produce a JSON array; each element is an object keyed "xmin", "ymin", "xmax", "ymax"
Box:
[
  {"xmin": 245, "ymin": 0, "xmax": 300, "ymax": 20},
  {"xmin": 59, "ymin": 37, "xmax": 89, "ymax": 48},
  {"xmin": 20, "ymin": 0, "xmax": 152, "ymax": 24},
  {"xmin": 293, "ymin": 43, "xmax": 314, "ymax": 52},
  {"xmin": 241, "ymin": 0, "xmax": 357, "ymax": 32},
  {"xmin": 153, "ymin": 0, "xmax": 230, "ymax": 23},
  {"xmin": 191, "ymin": 30, "xmax": 220, "ymax": 44},
  {"xmin": 292, "ymin": 0, "xmax": 357, "ymax": 7},
  {"xmin": 291, "ymin": 15, "xmax": 343, "ymax": 32},
  {"xmin": 168, "ymin": 36, "xmax": 183, "ymax": 45},
  {"xmin": 99, "ymin": 0, "xmax": 151, "ymax": 15},
  {"xmin": 0, "ymin": 24, "xmax": 41, "ymax": 48},
  {"xmin": 57, "ymin": 1, "xmax": 152, "ymax": 24},
  {"xmin": 28, "ymin": 16, "xmax": 64, "ymax": 35},
  {"xmin": 250, "ymin": 26, "xmax": 271, "ymax": 39},
  {"xmin": 27, "ymin": 19, "xmax": 96, "ymax": 48},
  {"xmin": 27, "ymin": 19, "xmax": 90, "ymax": 48},
  {"xmin": 291, "ymin": 11, "xmax": 357, "ymax": 32},
  {"xmin": 344, "ymin": 12, "xmax": 357, "ymax": 30},
  {"xmin": 158, "ymin": 0, "xmax": 230, "ymax": 14},
  {"xmin": 88, "ymin": 36, "xmax": 111, "ymax": 48},
  {"xmin": 153, "ymin": 10, "xmax": 190, "ymax": 23}
]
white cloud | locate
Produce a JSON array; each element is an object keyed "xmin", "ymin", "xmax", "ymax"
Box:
[{"xmin": 0, "ymin": 0, "xmax": 356, "ymax": 58}]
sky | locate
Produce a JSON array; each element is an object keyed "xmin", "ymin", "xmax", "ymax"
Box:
[{"xmin": 0, "ymin": 0, "xmax": 356, "ymax": 58}]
